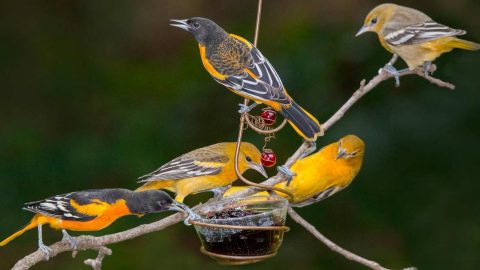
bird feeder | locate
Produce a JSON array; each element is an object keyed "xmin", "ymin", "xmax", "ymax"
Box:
[{"xmin": 189, "ymin": 195, "xmax": 289, "ymax": 265}]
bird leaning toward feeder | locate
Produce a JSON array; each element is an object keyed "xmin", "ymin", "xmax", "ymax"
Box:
[
  {"xmin": 170, "ymin": 17, "xmax": 322, "ymax": 145},
  {"xmin": 0, "ymin": 189, "xmax": 187, "ymax": 259},
  {"xmin": 224, "ymin": 135, "xmax": 365, "ymax": 207},
  {"xmin": 136, "ymin": 142, "xmax": 267, "ymax": 203},
  {"xmin": 356, "ymin": 3, "xmax": 480, "ymax": 86}
]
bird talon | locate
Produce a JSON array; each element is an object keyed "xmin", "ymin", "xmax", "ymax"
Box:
[
  {"xmin": 384, "ymin": 63, "xmax": 401, "ymax": 87},
  {"xmin": 62, "ymin": 230, "xmax": 78, "ymax": 250},
  {"xmin": 423, "ymin": 61, "xmax": 432, "ymax": 78},
  {"xmin": 38, "ymin": 243, "xmax": 52, "ymax": 260},
  {"xmin": 210, "ymin": 185, "xmax": 230, "ymax": 201},
  {"xmin": 238, "ymin": 103, "xmax": 257, "ymax": 114},
  {"xmin": 277, "ymin": 165, "xmax": 296, "ymax": 186}
]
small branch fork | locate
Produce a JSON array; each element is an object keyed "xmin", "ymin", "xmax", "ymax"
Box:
[{"xmin": 10, "ymin": 1, "xmax": 455, "ymax": 269}]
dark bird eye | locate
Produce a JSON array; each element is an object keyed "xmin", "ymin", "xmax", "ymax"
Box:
[
  {"xmin": 245, "ymin": 156, "xmax": 252, "ymax": 162},
  {"xmin": 371, "ymin": 18, "xmax": 378, "ymax": 24},
  {"xmin": 192, "ymin": 22, "xmax": 200, "ymax": 28}
]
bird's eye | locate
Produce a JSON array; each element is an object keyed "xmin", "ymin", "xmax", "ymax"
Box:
[
  {"xmin": 245, "ymin": 156, "xmax": 252, "ymax": 162},
  {"xmin": 371, "ymin": 18, "xmax": 378, "ymax": 24},
  {"xmin": 192, "ymin": 22, "xmax": 200, "ymax": 28},
  {"xmin": 160, "ymin": 200, "xmax": 167, "ymax": 205}
]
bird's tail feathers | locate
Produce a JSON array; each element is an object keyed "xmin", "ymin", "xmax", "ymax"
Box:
[
  {"xmin": 0, "ymin": 217, "xmax": 38, "ymax": 246},
  {"xmin": 281, "ymin": 101, "xmax": 322, "ymax": 141},
  {"xmin": 449, "ymin": 38, "xmax": 480, "ymax": 51}
]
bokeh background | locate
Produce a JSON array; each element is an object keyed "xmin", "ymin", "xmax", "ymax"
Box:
[{"xmin": 1, "ymin": 0, "xmax": 479, "ymax": 269}]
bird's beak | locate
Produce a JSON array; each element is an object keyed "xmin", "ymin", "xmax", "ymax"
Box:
[
  {"xmin": 167, "ymin": 201, "xmax": 198, "ymax": 218},
  {"xmin": 167, "ymin": 201, "xmax": 185, "ymax": 212},
  {"xmin": 249, "ymin": 163, "xmax": 268, "ymax": 178},
  {"xmin": 336, "ymin": 149, "xmax": 347, "ymax": 160},
  {"xmin": 355, "ymin": 25, "xmax": 369, "ymax": 37},
  {"xmin": 170, "ymin": 19, "xmax": 190, "ymax": 31}
]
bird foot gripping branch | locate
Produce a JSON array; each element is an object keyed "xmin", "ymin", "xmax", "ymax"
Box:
[
  {"xmin": 382, "ymin": 63, "xmax": 403, "ymax": 87},
  {"xmin": 62, "ymin": 229, "xmax": 78, "ymax": 250},
  {"xmin": 238, "ymin": 103, "xmax": 258, "ymax": 114},
  {"xmin": 276, "ymin": 165, "xmax": 296, "ymax": 186},
  {"xmin": 37, "ymin": 224, "xmax": 52, "ymax": 260}
]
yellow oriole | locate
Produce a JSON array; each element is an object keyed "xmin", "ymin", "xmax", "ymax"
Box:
[
  {"xmin": 136, "ymin": 142, "xmax": 267, "ymax": 202},
  {"xmin": 170, "ymin": 18, "xmax": 322, "ymax": 141},
  {"xmin": 224, "ymin": 135, "xmax": 365, "ymax": 207},
  {"xmin": 356, "ymin": 3, "xmax": 480, "ymax": 72},
  {"xmin": 0, "ymin": 189, "xmax": 183, "ymax": 258}
]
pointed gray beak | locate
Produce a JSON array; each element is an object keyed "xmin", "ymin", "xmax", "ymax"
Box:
[
  {"xmin": 168, "ymin": 201, "xmax": 199, "ymax": 219},
  {"xmin": 170, "ymin": 19, "xmax": 190, "ymax": 31},
  {"xmin": 336, "ymin": 149, "xmax": 347, "ymax": 160},
  {"xmin": 167, "ymin": 202, "xmax": 185, "ymax": 213},
  {"xmin": 355, "ymin": 25, "xmax": 369, "ymax": 37},
  {"xmin": 249, "ymin": 163, "xmax": 268, "ymax": 178}
]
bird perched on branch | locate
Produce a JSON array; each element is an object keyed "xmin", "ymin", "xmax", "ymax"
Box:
[
  {"xmin": 356, "ymin": 3, "xmax": 480, "ymax": 84},
  {"xmin": 170, "ymin": 17, "xmax": 322, "ymax": 141},
  {"xmin": 136, "ymin": 142, "xmax": 267, "ymax": 202},
  {"xmin": 224, "ymin": 135, "xmax": 365, "ymax": 207},
  {"xmin": 0, "ymin": 189, "xmax": 185, "ymax": 259}
]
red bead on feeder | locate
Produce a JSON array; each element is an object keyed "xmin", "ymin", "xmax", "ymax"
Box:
[
  {"xmin": 260, "ymin": 108, "xmax": 276, "ymax": 126},
  {"xmin": 261, "ymin": 149, "xmax": 277, "ymax": 168}
]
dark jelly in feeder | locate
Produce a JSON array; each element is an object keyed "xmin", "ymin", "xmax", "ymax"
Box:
[{"xmin": 189, "ymin": 196, "xmax": 289, "ymax": 265}]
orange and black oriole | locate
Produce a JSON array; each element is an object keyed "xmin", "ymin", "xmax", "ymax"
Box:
[
  {"xmin": 0, "ymin": 189, "xmax": 184, "ymax": 258},
  {"xmin": 170, "ymin": 17, "xmax": 322, "ymax": 141}
]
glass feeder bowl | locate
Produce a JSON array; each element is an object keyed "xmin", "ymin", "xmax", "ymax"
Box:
[{"xmin": 189, "ymin": 195, "xmax": 289, "ymax": 265}]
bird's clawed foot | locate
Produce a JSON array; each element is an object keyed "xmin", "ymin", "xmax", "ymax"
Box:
[
  {"xmin": 422, "ymin": 61, "xmax": 433, "ymax": 78},
  {"xmin": 38, "ymin": 242, "xmax": 52, "ymax": 260},
  {"xmin": 211, "ymin": 185, "xmax": 230, "ymax": 201},
  {"xmin": 62, "ymin": 230, "xmax": 78, "ymax": 250},
  {"xmin": 277, "ymin": 165, "xmax": 296, "ymax": 186},
  {"xmin": 383, "ymin": 63, "xmax": 402, "ymax": 87},
  {"xmin": 238, "ymin": 103, "xmax": 258, "ymax": 114}
]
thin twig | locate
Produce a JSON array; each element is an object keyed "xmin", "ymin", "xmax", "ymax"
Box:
[{"xmin": 84, "ymin": 246, "xmax": 112, "ymax": 270}]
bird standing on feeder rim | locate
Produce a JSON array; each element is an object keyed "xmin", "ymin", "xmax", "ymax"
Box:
[
  {"xmin": 356, "ymin": 3, "xmax": 480, "ymax": 86},
  {"xmin": 0, "ymin": 189, "xmax": 185, "ymax": 259},
  {"xmin": 224, "ymin": 135, "xmax": 365, "ymax": 207},
  {"xmin": 170, "ymin": 17, "xmax": 322, "ymax": 142},
  {"xmin": 136, "ymin": 142, "xmax": 267, "ymax": 202}
]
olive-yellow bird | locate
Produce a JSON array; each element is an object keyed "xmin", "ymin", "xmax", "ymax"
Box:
[
  {"xmin": 356, "ymin": 3, "xmax": 479, "ymax": 77},
  {"xmin": 0, "ymin": 189, "xmax": 182, "ymax": 258},
  {"xmin": 224, "ymin": 135, "xmax": 365, "ymax": 207},
  {"xmin": 170, "ymin": 17, "xmax": 322, "ymax": 141},
  {"xmin": 136, "ymin": 142, "xmax": 267, "ymax": 202}
]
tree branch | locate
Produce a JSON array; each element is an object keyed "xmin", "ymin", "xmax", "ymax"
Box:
[{"xmin": 11, "ymin": 213, "xmax": 185, "ymax": 270}]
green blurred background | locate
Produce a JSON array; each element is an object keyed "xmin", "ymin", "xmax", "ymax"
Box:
[{"xmin": 1, "ymin": 0, "xmax": 479, "ymax": 269}]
